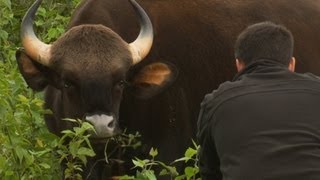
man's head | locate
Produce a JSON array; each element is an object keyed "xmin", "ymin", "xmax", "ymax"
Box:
[{"xmin": 234, "ymin": 21, "xmax": 295, "ymax": 72}]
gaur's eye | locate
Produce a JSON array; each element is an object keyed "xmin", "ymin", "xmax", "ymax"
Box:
[
  {"xmin": 64, "ymin": 82, "xmax": 70, "ymax": 88},
  {"xmin": 63, "ymin": 80, "xmax": 72, "ymax": 89},
  {"xmin": 117, "ymin": 80, "xmax": 127, "ymax": 87}
]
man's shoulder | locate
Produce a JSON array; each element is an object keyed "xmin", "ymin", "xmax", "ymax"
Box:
[
  {"xmin": 197, "ymin": 80, "xmax": 241, "ymax": 142},
  {"xmin": 290, "ymin": 72, "xmax": 320, "ymax": 89},
  {"xmin": 202, "ymin": 80, "xmax": 243, "ymax": 103},
  {"xmin": 202, "ymin": 72, "xmax": 320, "ymax": 106},
  {"xmin": 300, "ymin": 72, "xmax": 320, "ymax": 81},
  {"xmin": 200, "ymin": 80, "xmax": 244, "ymax": 114}
]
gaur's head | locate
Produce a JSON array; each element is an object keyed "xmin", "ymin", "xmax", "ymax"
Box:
[{"xmin": 16, "ymin": 0, "xmax": 177, "ymax": 138}]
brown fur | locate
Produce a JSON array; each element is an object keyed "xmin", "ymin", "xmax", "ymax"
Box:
[{"xmin": 51, "ymin": 24, "xmax": 132, "ymax": 75}]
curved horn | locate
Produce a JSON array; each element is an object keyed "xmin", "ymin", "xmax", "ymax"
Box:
[
  {"xmin": 21, "ymin": 0, "xmax": 51, "ymax": 66},
  {"xmin": 128, "ymin": 0, "xmax": 154, "ymax": 64}
]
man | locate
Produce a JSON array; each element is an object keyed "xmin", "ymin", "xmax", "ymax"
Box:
[{"xmin": 197, "ymin": 22, "xmax": 320, "ymax": 180}]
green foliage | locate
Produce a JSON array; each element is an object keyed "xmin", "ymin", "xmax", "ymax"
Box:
[
  {"xmin": 0, "ymin": 0, "xmax": 82, "ymax": 179},
  {"xmin": 120, "ymin": 141, "xmax": 200, "ymax": 180},
  {"xmin": 104, "ymin": 130, "xmax": 142, "ymax": 164},
  {"xmin": 173, "ymin": 140, "xmax": 200, "ymax": 180},
  {"xmin": 57, "ymin": 119, "xmax": 96, "ymax": 179},
  {"xmin": 0, "ymin": 90, "xmax": 61, "ymax": 179},
  {"xmin": 120, "ymin": 147, "xmax": 176, "ymax": 180}
]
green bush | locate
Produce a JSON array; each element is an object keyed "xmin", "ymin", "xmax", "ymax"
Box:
[
  {"xmin": 120, "ymin": 140, "xmax": 200, "ymax": 180},
  {"xmin": 0, "ymin": 0, "xmax": 81, "ymax": 179}
]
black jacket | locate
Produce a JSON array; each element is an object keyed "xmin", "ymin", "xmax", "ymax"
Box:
[{"xmin": 197, "ymin": 59, "xmax": 320, "ymax": 180}]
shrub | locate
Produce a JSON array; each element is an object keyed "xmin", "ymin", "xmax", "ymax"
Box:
[{"xmin": 0, "ymin": 0, "xmax": 80, "ymax": 179}]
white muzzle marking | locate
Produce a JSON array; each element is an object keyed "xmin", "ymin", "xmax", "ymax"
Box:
[{"xmin": 86, "ymin": 114, "xmax": 115, "ymax": 138}]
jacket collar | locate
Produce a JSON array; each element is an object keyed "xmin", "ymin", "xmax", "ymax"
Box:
[{"xmin": 233, "ymin": 59, "xmax": 288, "ymax": 81}]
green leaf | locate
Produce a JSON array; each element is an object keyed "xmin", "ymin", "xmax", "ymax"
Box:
[
  {"xmin": 77, "ymin": 147, "xmax": 95, "ymax": 157},
  {"xmin": 174, "ymin": 175, "xmax": 186, "ymax": 180},
  {"xmin": 173, "ymin": 157, "xmax": 190, "ymax": 163},
  {"xmin": 144, "ymin": 170, "xmax": 157, "ymax": 180},
  {"xmin": 69, "ymin": 141, "xmax": 79, "ymax": 157},
  {"xmin": 17, "ymin": 94, "xmax": 29, "ymax": 103},
  {"xmin": 5, "ymin": 170, "xmax": 14, "ymax": 176},
  {"xmin": 0, "ymin": 156, "xmax": 6, "ymax": 173},
  {"xmin": 61, "ymin": 129, "xmax": 74, "ymax": 135},
  {"xmin": 15, "ymin": 147, "xmax": 25, "ymax": 164},
  {"xmin": 36, "ymin": 7, "xmax": 47, "ymax": 17},
  {"xmin": 62, "ymin": 118, "xmax": 78, "ymax": 122},
  {"xmin": 159, "ymin": 169, "xmax": 169, "ymax": 176},
  {"xmin": 157, "ymin": 161, "xmax": 179, "ymax": 176},
  {"xmin": 184, "ymin": 166, "xmax": 198, "ymax": 178},
  {"xmin": 185, "ymin": 147, "xmax": 197, "ymax": 159},
  {"xmin": 36, "ymin": 138, "xmax": 44, "ymax": 147},
  {"xmin": 82, "ymin": 122, "xmax": 94, "ymax": 131},
  {"xmin": 0, "ymin": 30, "xmax": 8, "ymax": 40},
  {"xmin": 132, "ymin": 159, "xmax": 145, "ymax": 168},
  {"xmin": 149, "ymin": 147, "xmax": 158, "ymax": 158},
  {"xmin": 24, "ymin": 152, "xmax": 35, "ymax": 166},
  {"xmin": 135, "ymin": 171, "xmax": 146, "ymax": 179},
  {"xmin": 78, "ymin": 155, "xmax": 88, "ymax": 165},
  {"xmin": 39, "ymin": 163, "xmax": 51, "ymax": 169}
]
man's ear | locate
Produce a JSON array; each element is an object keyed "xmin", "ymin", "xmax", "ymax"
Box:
[
  {"xmin": 236, "ymin": 58, "xmax": 245, "ymax": 72},
  {"xmin": 127, "ymin": 62, "xmax": 178, "ymax": 99},
  {"xmin": 16, "ymin": 49, "xmax": 50, "ymax": 91},
  {"xmin": 288, "ymin": 57, "xmax": 296, "ymax": 72}
]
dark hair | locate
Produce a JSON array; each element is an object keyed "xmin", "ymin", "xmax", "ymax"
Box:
[{"xmin": 234, "ymin": 21, "xmax": 294, "ymax": 65}]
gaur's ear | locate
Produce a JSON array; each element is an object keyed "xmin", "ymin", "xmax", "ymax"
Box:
[
  {"xmin": 16, "ymin": 49, "xmax": 50, "ymax": 91},
  {"xmin": 128, "ymin": 62, "xmax": 178, "ymax": 99}
]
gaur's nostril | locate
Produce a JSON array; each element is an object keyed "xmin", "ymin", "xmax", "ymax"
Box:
[{"xmin": 108, "ymin": 120, "xmax": 115, "ymax": 129}]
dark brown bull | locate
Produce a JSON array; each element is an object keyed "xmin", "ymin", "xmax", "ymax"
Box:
[{"xmin": 17, "ymin": 0, "xmax": 320, "ymax": 179}]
